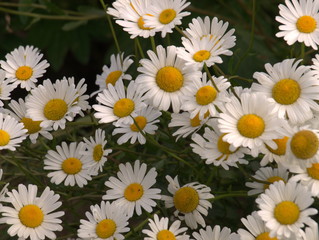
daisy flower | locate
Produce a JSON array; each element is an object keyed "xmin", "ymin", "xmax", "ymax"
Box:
[
  {"xmin": 136, "ymin": 45, "xmax": 201, "ymax": 112},
  {"xmin": 0, "ymin": 69, "xmax": 15, "ymax": 107},
  {"xmin": 112, "ymin": 105, "xmax": 161, "ymax": 145},
  {"xmin": 162, "ymin": 175, "xmax": 214, "ymax": 229},
  {"xmin": 193, "ymin": 225, "xmax": 238, "ymax": 240},
  {"xmin": 81, "ymin": 128, "xmax": 112, "ymax": 176},
  {"xmin": 181, "ymin": 72, "xmax": 230, "ymax": 119},
  {"xmin": 245, "ymin": 165, "xmax": 290, "ymax": 196},
  {"xmin": 25, "ymin": 78, "xmax": 81, "ymax": 131},
  {"xmin": 276, "ymin": 0, "xmax": 319, "ymax": 50},
  {"xmin": 260, "ymin": 136, "xmax": 289, "ymax": 166},
  {"xmin": 256, "ymin": 180, "xmax": 318, "ymax": 239},
  {"xmin": 191, "ymin": 120, "xmax": 248, "ymax": 170},
  {"xmin": 0, "ymin": 112, "xmax": 27, "ymax": 151},
  {"xmin": 103, "ymin": 160, "xmax": 161, "ymax": 217},
  {"xmin": 252, "ymin": 58, "xmax": 319, "ymax": 124},
  {"xmin": 43, "ymin": 142, "xmax": 92, "ymax": 188},
  {"xmin": 142, "ymin": 214, "xmax": 190, "ymax": 240},
  {"xmin": 184, "ymin": 16, "xmax": 236, "ymax": 51},
  {"xmin": 0, "ymin": 184, "xmax": 64, "ymax": 240},
  {"xmin": 107, "ymin": 0, "xmax": 130, "ymax": 19},
  {"xmin": 8, "ymin": 98, "xmax": 53, "ymax": 144},
  {"xmin": 218, "ymin": 92, "xmax": 283, "ymax": 157},
  {"xmin": 116, "ymin": 0, "xmax": 158, "ymax": 39},
  {"xmin": 300, "ymin": 222, "xmax": 319, "ymax": 240},
  {"xmin": 94, "ymin": 53, "xmax": 133, "ymax": 94},
  {"xmin": 93, "ymin": 79, "xmax": 145, "ymax": 126},
  {"xmin": 0, "ymin": 45, "xmax": 49, "ymax": 91},
  {"xmin": 143, "ymin": 0, "xmax": 190, "ymax": 38},
  {"xmin": 77, "ymin": 201, "xmax": 130, "ymax": 240}
]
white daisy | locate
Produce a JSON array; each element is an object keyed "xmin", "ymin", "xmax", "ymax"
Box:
[
  {"xmin": 94, "ymin": 53, "xmax": 133, "ymax": 94},
  {"xmin": 245, "ymin": 165, "xmax": 290, "ymax": 196},
  {"xmin": 256, "ymin": 180, "xmax": 318, "ymax": 239},
  {"xmin": 276, "ymin": 0, "xmax": 319, "ymax": 50},
  {"xmin": 142, "ymin": 214, "xmax": 190, "ymax": 240},
  {"xmin": 181, "ymin": 72, "xmax": 230, "ymax": 119},
  {"xmin": 43, "ymin": 142, "xmax": 92, "ymax": 188},
  {"xmin": 112, "ymin": 105, "xmax": 161, "ymax": 145},
  {"xmin": 252, "ymin": 58, "xmax": 319, "ymax": 124},
  {"xmin": 260, "ymin": 136, "xmax": 290, "ymax": 166},
  {"xmin": 8, "ymin": 98, "xmax": 53, "ymax": 144},
  {"xmin": 184, "ymin": 16, "xmax": 236, "ymax": 51},
  {"xmin": 162, "ymin": 175, "xmax": 214, "ymax": 229},
  {"xmin": 0, "ymin": 184, "xmax": 64, "ymax": 240},
  {"xmin": 81, "ymin": 128, "xmax": 112, "ymax": 176},
  {"xmin": 77, "ymin": 201, "xmax": 130, "ymax": 240},
  {"xmin": 136, "ymin": 45, "xmax": 201, "ymax": 112},
  {"xmin": 116, "ymin": 0, "xmax": 158, "ymax": 39},
  {"xmin": 218, "ymin": 92, "xmax": 283, "ymax": 157},
  {"xmin": 0, "ymin": 112, "xmax": 27, "ymax": 151},
  {"xmin": 0, "ymin": 69, "xmax": 15, "ymax": 107},
  {"xmin": 25, "ymin": 78, "xmax": 81, "ymax": 131},
  {"xmin": 300, "ymin": 222, "xmax": 319, "ymax": 240},
  {"xmin": 0, "ymin": 45, "xmax": 49, "ymax": 91},
  {"xmin": 103, "ymin": 160, "xmax": 161, "ymax": 217},
  {"xmin": 143, "ymin": 0, "xmax": 190, "ymax": 38},
  {"xmin": 193, "ymin": 225, "xmax": 238, "ymax": 240},
  {"xmin": 191, "ymin": 120, "xmax": 248, "ymax": 170},
  {"xmin": 107, "ymin": 0, "xmax": 131, "ymax": 19}
]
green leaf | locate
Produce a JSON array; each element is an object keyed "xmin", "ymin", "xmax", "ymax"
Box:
[
  {"xmin": 18, "ymin": 0, "xmax": 34, "ymax": 25},
  {"xmin": 62, "ymin": 20, "xmax": 87, "ymax": 31}
]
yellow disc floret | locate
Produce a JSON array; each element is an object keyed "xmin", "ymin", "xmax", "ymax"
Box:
[
  {"xmin": 256, "ymin": 232, "xmax": 278, "ymax": 240},
  {"xmin": 263, "ymin": 176, "xmax": 285, "ymax": 190},
  {"xmin": 237, "ymin": 114, "xmax": 265, "ymax": 138},
  {"xmin": 272, "ymin": 79, "xmax": 301, "ymax": 105},
  {"xmin": 307, "ymin": 163, "xmax": 319, "ymax": 180},
  {"xmin": 173, "ymin": 186, "xmax": 199, "ymax": 213},
  {"xmin": 193, "ymin": 50, "xmax": 211, "ymax": 62},
  {"xmin": 20, "ymin": 117, "xmax": 41, "ymax": 134},
  {"xmin": 138, "ymin": 16, "xmax": 152, "ymax": 30},
  {"xmin": 43, "ymin": 99, "xmax": 68, "ymax": 121},
  {"xmin": 157, "ymin": 230, "xmax": 176, "ymax": 240},
  {"xmin": 290, "ymin": 130, "xmax": 319, "ymax": 159},
  {"xmin": 15, "ymin": 66, "xmax": 33, "ymax": 81},
  {"xmin": 217, "ymin": 133, "xmax": 235, "ymax": 155},
  {"xmin": 113, "ymin": 98, "xmax": 135, "ymax": 118},
  {"xmin": 19, "ymin": 204, "xmax": 44, "ymax": 228},
  {"xmin": 156, "ymin": 66, "xmax": 184, "ymax": 92},
  {"xmin": 96, "ymin": 219, "xmax": 117, "ymax": 239},
  {"xmin": 105, "ymin": 71, "xmax": 122, "ymax": 86},
  {"xmin": 195, "ymin": 85, "xmax": 217, "ymax": 105},
  {"xmin": 130, "ymin": 116, "xmax": 147, "ymax": 132},
  {"xmin": 124, "ymin": 183, "xmax": 144, "ymax": 201},
  {"xmin": 296, "ymin": 15, "xmax": 317, "ymax": 33},
  {"xmin": 274, "ymin": 201, "xmax": 300, "ymax": 225},
  {"xmin": 62, "ymin": 157, "xmax": 82, "ymax": 175},
  {"xmin": 93, "ymin": 144, "xmax": 103, "ymax": 162},
  {"xmin": 0, "ymin": 129, "xmax": 10, "ymax": 146},
  {"xmin": 265, "ymin": 136, "xmax": 289, "ymax": 156},
  {"xmin": 159, "ymin": 9, "xmax": 176, "ymax": 24}
]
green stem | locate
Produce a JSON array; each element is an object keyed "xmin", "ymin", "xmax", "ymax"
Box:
[
  {"xmin": 213, "ymin": 191, "xmax": 248, "ymax": 201},
  {"xmin": 204, "ymin": 64, "xmax": 220, "ymax": 92},
  {"xmin": 300, "ymin": 43, "xmax": 305, "ymax": 63},
  {"xmin": 150, "ymin": 36, "xmax": 157, "ymax": 53},
  {"xmin": 174, "ymin": 26, "xmax": 187, "ymax": 38},
  {"xmin": 135, "ymin": 38, "xmax": 145, "ymax": 59}
]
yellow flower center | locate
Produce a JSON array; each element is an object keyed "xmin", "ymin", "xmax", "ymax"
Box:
[
  {"xmin": 96, "ymin": 219, "xmax": 117, "ymax": 239},
  {"xmin": 307, "ymin": 163, "xmax": 319, "ymax": 180},
  {"xmin": 113, "ymin": 98, "xmax": 135, "ymax": 118},
  {"xmin": 189, "ymin": 112, "xmax": 210, "ymax": 127},
  {"xmin": 130, "ymin": 116, "xmax": 147, "ymax": 132},
  {"xmin": 193, "ymin": 50, "xmax": 211, "ymax": 62},
  {"xmin": 237, "ymin": 114, "xmax": 265, "ymax": 138},
  {"xmin": 274, "ymin": 201, "xmax": 300, "ymax": 225},
  {"xmin": 156, "ymin": 66, "xmax": 184, "ymax": 92},
  {"xmin": 62, "ymin": 157, "xmax": 82, "ymax": 175},
  {"xmin": 20, "ymin": 117, "xmax": 42, "ymax": 134},
  {"xmin": 217, "ymin": 133, "xmax": 235, "ymax": 155},
  {"xmin": 290, "ymin": 130, "xmax": 319, "ymax": 159},
  {"xmin": 296, "ymin": 15, "xmax": 317, "ymax": 33},
  {"xmin": 195, "ymin": 85, "xmax": 217, "ymax": 105},
  {"xmin": 157, "ymin": 230, "xmax": 176, "ymax": 240},
  {"xmin": 15, "ymin": 66, "xmax": 33, "ymax": 81},
  {"xmin": 93, "ymin": 144, "xmax": 103, "ymax": 162},
  {"xmin": 138, "ymin": 15, "xmax": 152, "ymax": 30},
  {"xmin": 0, "ymin": 129, "xmax": 10, "ymax": 146},
  {"xmin": 263, "ymin": 176, "xmax": 285, "ymax": 190},
  {"xmin": 105, "ymin": 70, "xmax": 122, "ymax": 86},
  {"xmin": 173, "ymin": 186, "xmax": 199, "ymax": 213},
  {"xmin": 124, "ymin": 183, "xmax": 144, "ymax": 201},
  {"xmin": 272, "ymin": 79, "xmax": 301, "ymax": 105},
  {"xmin": 43, "ymin": 99, "xmax": 68, "ymax": 121},
  {"xmin": 265, "ymin": 136, "xmax": 289, "ymax": 156},
  {"xmin": 159, "ymin": 9, "xmax": 176, "ymax": 24},
  {"xmin": 19, "ymin": 204, "xmax": 44, "ymax": 228},
  {"xmin": 256, "ymin": 232, "xmax": 278, "ymax": 240}
]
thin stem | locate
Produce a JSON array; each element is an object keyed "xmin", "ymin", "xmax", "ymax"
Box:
[
  {"xmin": 204, "ymin": 64, "xmax": 220, "ymax": 92},
  {"xmin": 213, "ymin": 191, "xmax": 248, "ymax": 201},
  {"xmin": 135, "ymin": 37, "xmax": 145, "ymax": 59},
  {"xmin": 150, "ymin": 36, "xmax": 157, "ymax": 53},
  {"xmin": 174, "ymin": 26, "xmax": 187, "ymax": 38}
]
